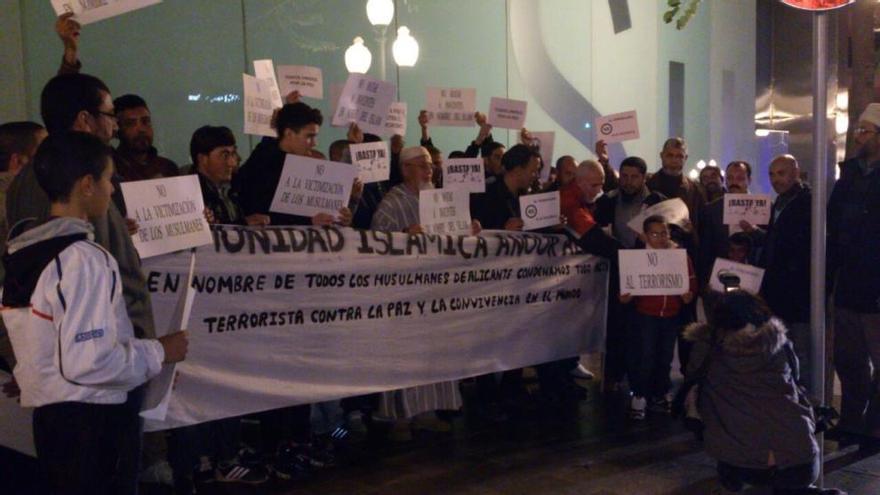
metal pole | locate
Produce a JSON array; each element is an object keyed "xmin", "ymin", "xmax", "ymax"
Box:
[
  {"xmin": 375, "ymin": 26, "xmax": 388, "ymax": 81},
  {"xmin": 810, "ymin": 10, "xmax": 828, "ymax": 486}
]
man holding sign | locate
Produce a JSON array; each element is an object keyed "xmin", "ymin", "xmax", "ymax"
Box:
[{"xmin": 234, "ymin": 101, "xmax": 353, "ymax": 227}]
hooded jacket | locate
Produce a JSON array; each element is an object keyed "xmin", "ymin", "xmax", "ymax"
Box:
[
  {"xmin": 1, "ymin": 218, "xmax": 163, "ymax": 408},
  {"xmin": 684, "ymin": 318, "xmax": 818, "ymax": 470}
]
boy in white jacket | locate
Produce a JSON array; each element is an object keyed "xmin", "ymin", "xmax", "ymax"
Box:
[{"xmin": 1, "ymin": 132, "xmax": 188, "ymax": 495}]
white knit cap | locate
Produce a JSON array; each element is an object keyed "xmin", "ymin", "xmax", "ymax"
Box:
[
  {"xmin": 399, "ymin": 146, "xmax": 431, "ymax": 163},
  {"xmin": 858, "ymin": 103, "xmax": 880, "ymax": 128}
]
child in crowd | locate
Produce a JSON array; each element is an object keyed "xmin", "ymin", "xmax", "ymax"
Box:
[
  {"xmin": 1, "ymin": 132, "xmax": 188, "ymax": 494},
  {"xmin": 620, "ymin": 215, "xmax": 696, "ymax": 420}
]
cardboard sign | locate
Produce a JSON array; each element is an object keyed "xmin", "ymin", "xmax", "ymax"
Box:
[
  {"xmin": 350, "ymin": 141, "xmax": 390, "ymax": 184},
  {"xmin": 709, "ymin": 258, "xmax": 765, "ymax": 295},
  {"xmin": 121, "ymin": 175, "xmax": 213, "ymax": 259},
  {"xmin": 442, "ymin": 158, "xmax": 485, "ymax": 193},
  {"xmin": 385, "ymin": 102, "xmax": 407, "ymax": 136},
  {"xmin": 270, "ymin": 154, "xmax": 357, "ymax": 218},
  {"xmin": 723, "ymin": 194, "xmax": 772, "ymax": 230},
  {"xmin": 331, "ymin": 74, "xmax": 397, "ymax": 135},
  {"xmin": 242, "ymin": 74, "xmax": 275, "ymax": 137},
  {"xmin": 329, "ymin": 83, "xmax": 345, "ymax": 125},
  {"xmin": 51, "ymin": 0, "xmax": 161, "ymax": 25},
  {"xmin": 619, "ymin": 249, "xmax": 689, "ymax": 296},
  {"xmin": 528, "ymin": 131, "xmax": 555, "ymax": 183},
  {"xmin": 595, "ymin": 110, "xmax": 640, "ymax": 143},
  {"xmin": 488, "ymin": 97, "xmax": 528, "ymax": 129},
  {"xmin": 419, "ymin": 189, "xmax": 472, "ymax": 236},
  {"xmin": 626, "ymin": 198, "xmax": 690, "ymax": 234},
  {"xmin": 276, "ymin": 65, "xmax": 324, "ymax": 100},
  {"xmin": 520, "ymin": 191, "xmax": 561, "ymax": 231},
  {"xmin": 253, "ymin": 59, "xmax": 284, "ymax": 109},
  {"xmin": 425, "ymin": 87, "xmax": 477, "ymax": 127}
]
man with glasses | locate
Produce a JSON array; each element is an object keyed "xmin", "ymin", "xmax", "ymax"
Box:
[{"xmin": 828, "ymin": 103, "xmax": 880, "ymax": 448}]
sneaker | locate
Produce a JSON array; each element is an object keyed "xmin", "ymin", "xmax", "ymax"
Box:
[
  {"xmin": 630, "ymin": 396, "xmax": 647, "ymax": 420},
  {"xmin": 570, "ymin": 363, "xmax": 595, "ymax": 380},
  {"xmin": 192, "ymin": 456, "xmax": 215, "ymax": 485},
  {"xmin": 273, "ymin": 445, "xmax": 312, "ymax": 481},
  {"xmin": 649, "ymin": 394, "xmax": 673, "ymax": 414},
  {"xmin": 215, "ymin": 462, "xmax": 269, "ymax": 484}
]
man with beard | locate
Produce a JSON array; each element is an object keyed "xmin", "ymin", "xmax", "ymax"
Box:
[
  {"xmin": 545, "ymin": 155, "xmax": 578, "ymax": 192},
  {"xmin": 645, "ymin": 137, "xmax": 706, "ymax": 253},
  {"xmin": 699, "ymin": 165, "xmax": 725, "ymax": 202},
  {"xmin": 595, "ymin": 156, "xmax": 667, "ymax": 249},
  {"xmin": 112, "ymin": 94, "xmax": 178, "ymax": 183},
  {"xmin": 827, "ymin": 103, "xmax": 880, "ymax": 447},
  {"xmin": 697, "ymin": 161, "xmax": 755, "ymax": 287}
]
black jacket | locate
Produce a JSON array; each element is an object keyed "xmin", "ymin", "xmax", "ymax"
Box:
[
  {"xmin": 470, "ymin": 178, "xmax": 520, "ymax": 230},
  {"xmin": 759, "ymin": 183, "xmax": 811, "ymax": 323},
  {"xmin": 828, "ymin": 158, "xmax": 880, "ymax": 313}
]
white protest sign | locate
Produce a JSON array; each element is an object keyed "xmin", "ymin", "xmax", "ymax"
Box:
[
  {"xmin": 488, "ymin": 97, "xmax": 528, "ymax": 129},
  {"xmin": 51, "ymin": 0, "xmax": 161, "ymax": 25},
  {"xmin": 253, "ymin": 59, "xmax": 284, "ymax": 109},
  {"xmin": 350, "ymin": 141, "xmax": 390, "ymax": 184},
  {"xmin": 329, "ymin": 83, "xmax": 345, "ymax": 126},
  {"xmin": 443, "ymin": 158, "xmax": 485, "ymax": 193},
  {"xmin": 0, "ymin": 371, "xmax": 34, "ymax": 456},
  {"xmin": 709, "ymin": 258, "xmax": 765, "ymax": 295},
  {"xmin": 270, "ymin": 154, "xmax": 357, "ymax": 218},
  {"xmin": 520, "ymin": 191, "xmax": 561, "ymax": 231},
  {"xmin": 425, "ymin": 87, "xmax": 477, "ymax": 127},
  {"xmin": 419, "ymin": 189, "xmax": 472, "ymax": 236},
  {"xmin": 626, "ymin": 198, "xmax": 690, "ymax": 234},
  {"xmin": 619, "ymin": 249, "xmax": 690, "ymax": 296},
  {"xmin": 121, "ymin": 176, "xmax": 212, "ymax": 259},
  {"xmin": 276, "ymin": 65, "xmax": 323, "ymax": 100},
  {"xmin": 595, "ymin": 110, "xmax": 640, "ymax": 143},
  {"xmin": 529, "ymin": 131, "xmax": 555, "ymax": 183},
  {"xmin": 242, "ymin": 74, "xmax": 275, "ymax": 137},
  {"xmin": 331, "ymin": 74, "xmax": 397, "ymax": 135},
  {"xmin": 723, "ymin": 194, "xmax": 772, "ymax": 231},
  {"xmin": 141, "ymin": 251, "xmax": 196, "ymax": 421},
  {"xmin": 385, "ymin": 102, "xmax": 407, "ymax": 137}
]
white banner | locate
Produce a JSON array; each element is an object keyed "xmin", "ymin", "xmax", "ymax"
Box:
[
  {"xmin": 419, "ymin": 189, "xmax": 472, "ymax": 236},
  {"xmin": 331, "ymin": 74, "xmax": 396, "ymax": 135},
  {"xmin": 385, "ymin": 102, "xmax": 407, "ymax": 136},
  {"xmin": 242, "ymin": 74, "xmax": 275, "ymax": 137},
  {"xmin": 350, "ymin": 141, "xmax": 390, "ymax": 184},
  {"xmin": 619, "ymin": 249, "xmax": 689, "ymax": 296},
  {"xmin": 253, "ymin": 59, "xmax": 284, "ymax": 109},
  {"xmin": 51, "ymin": 0, "xmax": 161, "ymax": 25},
  {"xmin": 442, "ymin": 158, "xmax": 485, "ymax": 193},
  {"xmin": 140, "ymin": 226, "xmax": 609, "ymax": 430},
  {"xmin": 520, "ymin": 191, "xmax": 560, "ymax": 231},
  {"xmin": 425, "ymin": 87, "xmax": 477, "ymax": 127},
  {"xmin": 121, "ymin": 176, "xmax": 212, "ymax": 259},
  {"xmin": 276, "ymin": 65, "xmax": 324, "ymax": 100},
  {"xmin": 488, "ymin": 97, "xmax": 528, "ymax": 129},
  {"xmin": 269, "ymin": 154, "xmax": 357, "ymax": 218}
]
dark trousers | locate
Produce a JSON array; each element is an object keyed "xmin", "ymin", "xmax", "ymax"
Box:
[
  {"xmin": 257, "ymin": 404, "xmax": 312, "ymax": 452},
  {"xmin": 717, "ymin": 457, "xmax": 819, "ymax": 493},
  {"xmin": 605, "ymin": 302, "xmax": 630, "ymax": 383},
  {"xmin": 168, "ymin": 417, "xmax": 242, "ymax": 477},
  {"xmin": 33, "ymin": 394, "xmax": 143, "ymax": 495},
  {"xmin": 627, "ymin": 312, "xmax": 680, "ymax": 399},
  {"xmin": 833, "ymin": 307, "xmax": 880, "ymax": 436}
]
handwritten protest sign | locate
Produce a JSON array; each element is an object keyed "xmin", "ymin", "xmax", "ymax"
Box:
[
  {"xmin": 425, "ymin": 87, "xmax": 477, "ymax": 127},
  {"xmin": 626, "ymin": 198, "xmax": 690, "ymax": 233},
  {"xmin": 619, "ymin": 249, "xmax": 689, "ymax": 296},
  {"xmin": 709, "ymin": 258, "xmax": 765, "ymax": 295},
  {"xmin": 385, "ymin": 102, "xmax": 407, "ymax": 136},
  {"xmin": 242, "ymin": 74, "xmax": 275, "ymax": 137},
  {"xmin": 442, "ymin": 158, "xmax": 485, "ymax": 193},
  {"xmin": 331, "ymin": 74, "xmax": 396, "ymax": 135},
  {"xmin": 276, "ymin": 65, "xmax": 323, "ymax": 99},
  {"xmin": 488, "ymin": 97, "xmax": 528, "ymax": 129},
  {"xmin": 520, "ymin": 191, "xmax": 560, "ymax": 231},
  {"xmin": 51, "ymin": 0, "xmax": 161, "ymax": 25},
  {"xmin": 723, "ymin": 194, "xmax": 772, "ymax": 232},
  {"xmin": 350, "ymin": 141, "xmax": 390, "ymax": 183},
  {"xmin": 270, "ymin": 154, "xmax": 356, "ymax": 218},
  {"xmin": 253, "ymin": 59, "xmax": 284, "ymax": 109},
  {"xmin": 329, "ymin": 83, "xmax": 345, "ymax": 125},
  {"xmin": 595, "ymin": 110, "xmax": 640, "ymax": 143},
  {"xmin": 419, "ymin": 189, "xmax": 472, "ymax": 236},
  {"xmin": 121, "ymin": 176, "xmax": 212, "ymax": 259}
]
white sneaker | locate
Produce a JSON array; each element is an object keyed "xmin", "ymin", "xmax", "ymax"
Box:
[
  {"xmin": 629, "ymin": 396, "xmax": 647, "ymax": 420},
  {"xmin": 570, "ymin": 363, "xmax": 594, "ymax": 380}
]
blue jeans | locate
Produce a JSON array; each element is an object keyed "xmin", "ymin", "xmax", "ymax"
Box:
[{"xmin": 627, "ymin": 312, "xmax": 681, "ymax": 399}]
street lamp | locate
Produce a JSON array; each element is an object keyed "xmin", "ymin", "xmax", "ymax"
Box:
[
  {"xmin": 392, "ymin": 26, "xmax": 419, "ymax": 67},
  {"xmin": 366, "ymin": 0, "xmax": 394, "ymax": 26},
  {"xmin": 345, "ymin": 37, "xmax": 372, "ymax": 74}
]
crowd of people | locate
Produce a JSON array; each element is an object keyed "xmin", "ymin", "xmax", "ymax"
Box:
[{"xmin": 1, "ymin": 13, "xmax": 878, "ymax": 495}]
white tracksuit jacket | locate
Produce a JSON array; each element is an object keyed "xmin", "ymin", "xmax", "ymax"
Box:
[{"xmin": 2, "ymin": 217, "xmax": 164, "ymax": 408}]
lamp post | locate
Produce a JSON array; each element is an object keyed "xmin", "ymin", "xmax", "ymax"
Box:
[
  {"xmin": 392, "ymin": 26, "xmax": 419, "ymax": 67},
  {"xmin": 366, "ymin": 0, "xmax": 394, "ymax": 80},
  {"xmin": 345, "ymin": 37, "xmax": 372, "ymax": 74}
]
